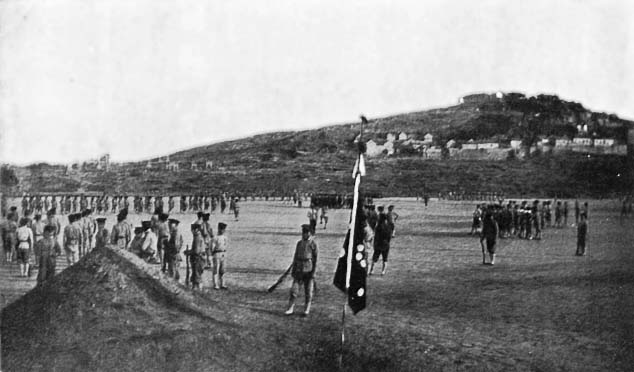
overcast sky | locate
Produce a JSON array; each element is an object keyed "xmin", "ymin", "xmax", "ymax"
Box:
[{"xmin": 1, "ymin": 0, "xmax": 632, "ymax": 165}]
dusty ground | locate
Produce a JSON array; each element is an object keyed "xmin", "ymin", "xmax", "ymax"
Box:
[{"xmin": 1, "ymin": 198, "xmax": 633, "ymax": 371}]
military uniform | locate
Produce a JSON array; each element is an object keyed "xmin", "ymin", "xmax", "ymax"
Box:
[
  {"xmin": 189, "ymin": 225, "xmax": 205, "ymax": 289},
  {"xmin": 165, "ymin": 219, "xmax": 183, "ymax": 281},
  {"xmin": 211, "ymin": 222, "xmax": 228, "ymax": 289},
  {"xmin": 285, "ymin": 225, "xmax": 317, "ymax": 316},
  {"xmin": 63, "ymin": 214, "xmax": 81, "ymax": 265},
  {"xmin": 35, "ymin": 226, "xmax": 62, "ymax": 285}
]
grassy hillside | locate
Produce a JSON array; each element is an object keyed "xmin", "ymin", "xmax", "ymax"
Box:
[{"xmin": 4, "ymin": 93, "xmax": 633, "ymax": 197}]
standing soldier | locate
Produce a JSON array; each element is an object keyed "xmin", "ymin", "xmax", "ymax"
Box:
[
  {"xmin": 319, "ymin": 206, "xmax": 328, "ymax": 229},
  {"xmin": 284, "ymin": 224, "xmax": 318, "ymax": 316},
  {"xmin": 574, "ymin": 199, "xmax": 580, "ymax": 226},
  {"xmin": 3, "ymin": 209, "xmax": 18, "ymax": 263},
  {"xmin": 165, "ymin": 219, "xmax": 183, "ymax": 281},
  {"xmin": 82, "ymin": 209, "xmax": 96, "ymax": 256},
  {"xmin": 72, "ymin": 196, "xmax": 79, "ymax": 213},
  {"xmin": 168, "ymin": 196, "xmax": 175, "ymax": 213},
  {"xmin": 111, "ymin": 209, "xmax": 131, "ymax": 250},
  {"xmin": 94, "ymin": 218, "xmax": 109, "ymax": 249},
  {"xmin": 51, "ymin": 196, "xmax": 58, "ymax": 215},
  {"xmin": 233, "ymin": 198, "xmax": 240, "ymax": 221},
  {"xmin": 35, "ymin": 225, "xmax": 62, "ymax": 285},
  {"xmin": 220, "ymin": 195, "xmax": 227, "ymax": 214},
  {"xmin": 45, "ymin": 208, "xmax": 61, "ymax": 244},
  {"xmin": 187, "ymin": 223, "xmax": 205, "ymax": 290},
  {"xmin": 157, "ymin": 213, "xmax": 170, "ymax": 272},
  {"xmin": 63, "ymin": 214, "xmax": 81, "ymax": 265},
  {"xmin": 480, "ymin": 212, "xmax": 499, "ymax": 265},
  {"xmin": 563, "ymin": 201, "xmax": 569, "ymax": 227},
  {"xmin": 307, "ymin": 205, "xmax": 318, "ymax": 235},
  {"xmin": 31, "ymin": 213, "xmax": 45, "ymax": 267},
  {"xmin": 16, "ymin": 218, "xmax": 34, "ymax": 277},
  {"xmin": 201, "ymin": 213, "xmax": 213, "ymax": 269},
  {"xmin": 210, "ymin": 222, "xmax": 228, "ymax": 290},
  {"xmin": 369, "ymin": 214, "xmax": 391, "ymax": 275},
  {"xmin": 576, "ymin": 213, "xmax": 588, "ymax": 256},
  {"xmin": 104, "ymin": 195, "xmax": 111, "ymax": 214},
  {"xmin": 129, "ymin": 227, "xmax": 145, "ymax": 256},
  {"xmin": 387, "ymin": 205, "xmax": 399, "ymax": 238}
]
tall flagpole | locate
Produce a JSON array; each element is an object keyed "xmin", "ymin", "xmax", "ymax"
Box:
[{"xmin": 339, "ymin": 116, "xmax": 365, "ymax": 369}]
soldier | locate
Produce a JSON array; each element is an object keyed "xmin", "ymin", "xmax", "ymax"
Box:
[
  {"xmin": 387, "ymin": 205, "xmax": 399, "ymax": 238},
  {"xmin": 157, "ymin": 213, "xmax": 170, "ymax": 271},
  {"xmin": 165, "ymin": 219, "xmax": 183, "ymax": 281},
  {"xmin": 307, "ymin": 205, "xmax": 318, "ymax": 235},
  {"xmin": 369, "ymin": 213, "xmax": 391, "ymax": 276},
  {"xmin": 563, "ymin": 200, "xmax": 569, "ymax": 227},
  {"xmin": 576, "ymin": 213, "xmax": 588, "ymax": 256},
  {"xmin": 84, "ymin": 209, "xmax": 96, "ymax": 254},
  {"xmin": 63, "ymin": 214, "xmax": 81, "ymax": 265},
  {"xmin": 480, "ymin": 212, "xmax": 499, "ymax": 265},
  {"xmin": 168, "ymin": 196, "xmax": 175, "ymax": 213},
  {"xmin": 140, "ymin": 221, "xmax": 158, "ymax": 262},
  {"xmin": 16, "ymin": 218, "xmax": 34, "ymax": 277},
  {"xmin": 3, "ymin": 207, "xmax": 18, "ymax": 263},
  {"xmin": 94, "ymin": 218, "xmax": 109, "ymax": 249},
  {"xmin": 201, "ymin": 213, "xmax": 214, "ymax": 269},
  {"xmin": 31, "ymin": 213, "xmax": 45, "ymax": 267},
  {"xmin": 187, "ymin": 223, "xmax": 205, "ymax": 290},
  {"xmin": 111, "ymin": 209, "xmax": 131, "ymax": 250},
  {"xmin": 470, "ymin": 204, "xmax": 482, "ymax": 235},
  {"xmin": 284, "ymin": 224, "xmax": 318, "ymax": 316},
  {"xmin": 35, "ymin": 225, "xmax": 62, "ymax": 285},
  {"xmin": 319, "ymin": 206, "xmax": 328, "ymax": 229},
  {"xmin": 129, "ymin": 227, "xmax": 145, "ymax": 257},
  {"xmin": 574, "ymin": 199, "xmax": 580, "ymax": 226},
  {"xmin": 210, "ymin": 222, "xmax": 228, "ymax": 290},
  {"xmin": 220, "ymin": 195, "xmax": 227, "ymax": 214},
  {"xmin": 233, "ymin": 198, "xmax": 240, "ymax": 221}
]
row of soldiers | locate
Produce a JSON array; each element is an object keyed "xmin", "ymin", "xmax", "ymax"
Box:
[{"xmin": 470, "ymin": 199, "xmax": 589, "ymax": 240}]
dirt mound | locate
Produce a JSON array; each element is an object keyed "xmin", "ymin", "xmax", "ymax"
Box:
[{"xmin": 0, "ymin": 247, "xmax": 280, "ymax": 371}]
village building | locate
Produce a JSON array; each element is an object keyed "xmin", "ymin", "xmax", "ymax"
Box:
[
  {"xmin": 510, "ymin": 140, "xmax": 522, "ymax": 149},
  {"xmin": 573, "ymin": 138, "xmax": 593, "ymax": 146},
  {"xmin": 593, "ymin": 139, "xmax": 615, "ymax": 147}
]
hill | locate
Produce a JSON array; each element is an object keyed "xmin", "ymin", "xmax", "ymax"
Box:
[{"xmin": 3, "ymin": 92, "xmax": 633, "ymax": 197}]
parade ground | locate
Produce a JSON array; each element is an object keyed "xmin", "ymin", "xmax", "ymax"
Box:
[{"xmin": 1, "ymin": 198, "xmax": 633, "ymax": 371}]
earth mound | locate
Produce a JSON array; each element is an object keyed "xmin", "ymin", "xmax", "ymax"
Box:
[{"xmin": 0, "ymin": 247, "xmax": 284, "ymax": 371}]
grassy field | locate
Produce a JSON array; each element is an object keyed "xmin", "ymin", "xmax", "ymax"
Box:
[{"xmin": 1, "ymin": 198, "xmax": 633, "ymax": 371}]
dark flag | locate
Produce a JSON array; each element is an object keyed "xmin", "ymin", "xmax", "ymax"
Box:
[{"xmin": 333, "ymin": 115, "xmax": 368, "ymax": 314}]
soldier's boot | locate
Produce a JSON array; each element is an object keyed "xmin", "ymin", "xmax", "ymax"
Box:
[
  {"xmin": 285, "ymin": 298, "xmax": 295, "ymax": 315},
  {"xmin": 489, "ymin": 254, "xmax": 496, "ymax": 265},
  {"xmin": 220, "ymin": 275, "xmax": 228, "ymax": 289},
  {"xmin": 304, "ymin": 292, "xmax": 313, "ymax": 316},
  {"xmin": 381, "ymin": 262, "xmax": 387, "ymax": 276}
]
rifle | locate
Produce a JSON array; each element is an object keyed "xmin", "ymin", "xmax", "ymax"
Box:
[
  {"xmin": 267, "ymin": 264, "xmax": 292, "ymax": 293},
  {"xmin": 184, "ymin": 244, "xmax": 191, "ymax": 286}
]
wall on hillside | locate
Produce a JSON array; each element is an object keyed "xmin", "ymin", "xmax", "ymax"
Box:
[{"xmin": 451, "ymin": 148, "xmax": 511, "ymax": 161}]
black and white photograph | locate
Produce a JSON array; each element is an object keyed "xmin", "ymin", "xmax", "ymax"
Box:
[{"xmin": 0, "ymin": 0, "xmax": 633, "ymax": 370}]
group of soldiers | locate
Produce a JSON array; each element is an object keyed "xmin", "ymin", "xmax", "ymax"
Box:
[{"xmin": 470, "ymin": 199, "xmax": 589, "ymax": 240}]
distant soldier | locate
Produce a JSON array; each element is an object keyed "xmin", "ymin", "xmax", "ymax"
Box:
[
  {"xmin": 63, "ymin": 214, "xmax": 81, "ymax": 265},
  {"xmin": 31, "ymin": 213, "xmax": 45, "ymax": 267},
  {"xmin": 140, "ymin": 220, "xmax": 158, "ymax": 263},
  {"xmin": 470, "ymin": 204, "xmax": 482, "ymax": 235},
  {"xmin": 370, "ymin": 214, "xmax": 391, "ymax": 276},
  {"xmin": 16, "ymin": 218, "xmax": 34, "ymax": 277},
  {"xmin": 180, "ymin": 195, "xmax": 188, "ymax": 213},
  {"xmin": 582, "ymin": 202, "xmax": 589, "ymax": 220},
  {"xmin": 307, "ymin": 205, "xmax": 318, "ymax": 235},
  {"xmin": 319, "ymin": 206, "xmax": 328, "ymax": 229},
  {"xmin": 366, "ymin": 205, "xmax": 378, "ymax": 231},
  {"xmin": 555, "ymin": 201, "xmax": 562, "ymax": 228},
  {"xmin": 201, "ymin": 213, "xmax": 213, "ymax": 269},
  {"xmin": 168, "ymin": 196, "xmax": 175, "ymax": 213},
  {"xmin": 45, "ymin": 208, "xmax": 61, "ymax": 243},
  {"xmin": 72, "ymin": 196, "xmax": 79, "ymax": 213},
  {"xmin": 35, "ymin": 225, "xmax": 62, "ymax": 285},
  {"xmin": 576, "ymin": 213, "xmax": 588, "ymax": 256},
  {"xmin": 157, "ymin": 213, "xmax": 170, "ymax": 271},
  {"xmin": 563, "ymin": 201, "xmax": 569, "ymax": 226},
  {"xmin": 111, "ymin": 209, "xmax": 131, "ymax": 250},
  {"xmin": 284, "ymin": 224, "xmax": 317, "ymax": 316},
  {"xmin": 129, "ymin": 227, "xmax": 145, "ymax": 257},
  {"xmin": 187, "ymin": 223, "xmax": 205, "ymax": 290},
  {"xmin": 387, "ymin": 205, "xmax": 399, "ymax": 238},
  {"xmin": 233, "ymin": 198, "xmax": 240, "ymax": 221},
  {"xmin": 480, "ymin": 212, "xmax": 499, "ymax": 265},
  {"xmin": 574, "ymin": 199, "xmax": 580, "ymax": 226},
  {"xmin": 211, "ymin": 222, "xmax": 229, "ymax": 290},
  {"xmin": 94, "ymin": 218, "xmax": 109, "ymax": 250},
  {"xmin": 165, "ymin": 219, "xmax": 183, "ymax": 281},
  {"xmin": 220, "ymin": 195, "xmax": 227, "ymax": 214}
]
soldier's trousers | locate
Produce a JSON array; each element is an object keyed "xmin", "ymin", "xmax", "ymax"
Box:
[{"xmin": 290, "ymin": 273, "xmax": 314, "ymax": 305}]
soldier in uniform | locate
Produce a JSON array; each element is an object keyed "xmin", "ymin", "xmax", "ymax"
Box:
[
  {"xmin": 157, "ymin": 213, "xmax": 170, "ymax": 271},
  {"xmin": 201, "ymin": 213, "xmax": 213, "ymax": 269},
  {"xmin": 110, "ymin": 209, "xmax": 131, "ymax": 250},
  {"xmin": 233, "ymin": 198, "xmax": 240, "ymax": 221},
  {"xmin": 129, "ymin": 227, "xmax": 145, "ymax": 257},
  {"xmin": 31, "ymin": 213, "xmax": 45, "ymax": 267},
  {"xmin": 188, "ymin": 223, "xmax": 205, "ymax": 290},
  {"xmin": 211, "ymin": 222, "xmax": 228, "ymax": 290},
  {"xmin": 140, "ymin": 221, "xmax": 158, "ymax": 262},
  {"xmin": 387, "ymin": 205, "xmax": 399, "ymax": 238},
  {"xmin": 94, "ymin": 218, "xmax": 109, "ymax": 249},
  {"xmin": 576, "ymin": 213, "xmax": 588, "ymax": 256},
  {"xmin": 35, "ymin": 225, "xmax": 62, "ymax": 285},
  {"xmin": 16, "ymin": 218, "xmax": 34, "ymax": 277},
  {"xmin": 284, "ymin": 224, "xmax": 318, "ymax": 316},
  {"xmin": 45, "ymin": 208, "xmax": 61, "ymax": 244},
  {"xmin": 307, "ymin": 205, "xmax": 318, "ymax": 235},
  {"xmin": 370, "ymin": 213, "xmax": 391, "ymax": 276},
  {"xmin": 480, "ymin": 212, "xmax": 500, "ymax": 265},
  {"xmin": 165, "ymin": 219, "xmax": 183, "ymax": 281},
  {"xmin": 63, "ymin": 214, "xmax": 81, "ymax": 265}
]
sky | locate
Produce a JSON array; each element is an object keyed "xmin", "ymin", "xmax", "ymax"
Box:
[{"xmin": 0, "ymin": 0, "xmax": 632, "ymax": 165}]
